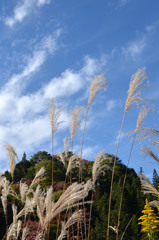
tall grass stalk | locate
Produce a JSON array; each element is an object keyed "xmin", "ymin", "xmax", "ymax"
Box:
[
  {"xmin": 77, "ymin": 74, "xmax": 106, "ymax": 239},
  {"xmin": 107, "ymin": 67, "xmax": 149, "ymax": 240},
  {"xmin": 116, "ymin": 107, "xmax": 150, "ymax": 239},
  {"xmin": 49, "ymin": 99, "xmax": 63, "ymax": 187},
  {"xmin": 107, "ymin": 113, "xmax": 126, "ymax": 240}
]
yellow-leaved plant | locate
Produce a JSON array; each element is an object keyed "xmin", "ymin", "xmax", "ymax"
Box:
[{"xmin": 138, "ymin": 198, "xmax": 159, "ymax": 240}]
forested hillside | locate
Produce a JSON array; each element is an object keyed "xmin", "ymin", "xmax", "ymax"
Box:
[{"xmin": 1, "ymin": 150, "xmax": 153, "ymax": 239}]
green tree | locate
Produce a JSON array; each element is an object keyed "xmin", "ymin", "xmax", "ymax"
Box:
[{"xmin": 152, "ymin": 169, "xmax": 159, "ymax": 186}]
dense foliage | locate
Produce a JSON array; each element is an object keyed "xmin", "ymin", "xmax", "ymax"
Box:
[{"xmin": 1, "ymin": 150, "xmax": 149, "ymax": 239}]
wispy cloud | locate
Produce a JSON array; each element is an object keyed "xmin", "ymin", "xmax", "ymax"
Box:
[
  {"xmin": 106, "ymin": 100, "xmax": 117, "ymax": 112},
  {"xmin": 122, "ymin": 37, "xmax": 146, "ymax": 59},
  {"xmin": 119, "ymin": 0, "xmax": 130, "ymax": 6},
  {"xmin": 4, "ymin": 30, "xmax": 61, "ymax": 92},
  {"xmin": 145, "ymin": 20, "xmax": 159, "ymax": 33},
  {"xmin": 4, "ymin": 0, "xmax": 51, "ymax": 27}
]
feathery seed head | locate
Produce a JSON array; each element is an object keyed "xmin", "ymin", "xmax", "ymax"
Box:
[
  {"xmin": 4, "ymin": 143, "xmax": 18, "ymax": 180},
  {"xmin": 135, "ymin": 107, "xmax": 151, "ymax": 133},
  {"xmin": 138, "ymin": 172, "xmax": 159, "ymax": 197},
  {"xmin": 92, "ymin": 151, "xmax": 111, "ymax": 184},
  {"xmin": 125, "ymin": 67, "xmax": 149, "ymax": 113},
  {"xmin": 57, "ymin": 152, "xmax": 66, "ymax": 165},
  {"xmin": 20, "ymin": 181, "xmax": 29, "ymax": 203},
  {"xmin": 48, "ymin": 98, "xmax": 64, "ymax": 135},
  {"xmin": 57, "ymin": 210, "xmax": 83, "ymax": 240},
  {"xmin": 63, "ymin": 137, "xmax": 70, "ymax": 157},
  {"xmin": 88, "ymin": 74, "xmax": 106, "ymax": 108},
  {"xmin": 70, "ymin": 106, "xmax": 85, "ymax": 142},
  {"xmin": 30, "ymin": 167, "xmax": 45, "ymax": 188},
  {"xmin": 21, "ymin": 227, "xmax": 29, "ymax": 240},
  {"xmin": 66, "ymin": 154, "xmax": 79, "ymax": 175}
]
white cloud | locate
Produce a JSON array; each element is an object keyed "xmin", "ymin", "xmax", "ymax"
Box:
[
  {"xmin": 43, "ymin": 55, "xmax": 106, "ymax": 99},
  {"xmin": 119, "ymin": 0, "xmax": 130, "ymax": 6},
  {"xmin": 122, "ymin": 38, "xmax": 146, "ymax": 59},
  {"xmin": 145, "ymin": 20, "xmax": 159, "ymax": 33},
  {"xmin": 4, "ymin": 31, "xmax": 61, "ymax": 92},
  {"xmin": 106, "ymin": 100, "xmax": 117, "ymax": 112},
  {"xmin": 0, "ymin": 54, "xmax": 106, "ymax": 171},
  {"xmin": 43, "ymin": 69, "xmax": 83, "ymax": 98},
  {"xmin": 4, "ymin": 0, "xmax": 51, "ymax": 27}
]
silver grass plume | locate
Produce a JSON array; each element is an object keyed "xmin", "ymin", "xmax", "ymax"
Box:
[
  {"xmin": 135, "ymin": 107, "xmax": 150, "ymax": 133},
  {"xmin": 7, "ymin": 220, "xmax": 22, "ymax": 240},
  {"xmin": 57, "ymin": 152, "xmax": 66, "ymax": 166},
  {"xmin": 33, "ymin": 185, "xmax": 54, "ymax": 231},
  {"xmin": 57, "ymin": 138, "xmax": 70, "ymax": 166},
  {"xmin": 141, "ymin": 145, "xmax": 159, "ymax": 163},
  {"xmin": 4, "ymin": 143, "xmax": 18, "ymax": 181},
  {"xmin": 33, "ymin": 185, "xmax": 46, "ymax": 229},
  {"xmin": 48, "ymin": 98, "xmax": 63, "ymax": 135},
  {"xmin": 30, "ymin": 167, "xmax": 45, "ymax": 188},
  {"xmin": 21, "ymin": 226, "xmax": 29, "ymax": 240},
  {"xmin": 148, "ymin": 200, "xmax": 159, "ymax": 209},
  {"xmin": 63, "ymin": 137, "xmax": 70, "ymax": 157},
  {"xmin": 24, "ymin": 197, "xmax": 36, "ymax": 218},
  {"xmin": 70, "ymin": 106, "xmax": 85, "ymax": 142},
  {"xmin": 137, "ymin": 128, "xmax": 159, "ymax": 150},
  {"xmin": 66, "ymin": 154, "xmax": 79, "ymax": 176},
  {"xmin": 45, "ymin": 180, "xmax": 93, "ymax": 227},
  {"xmin": 138, "ymin": 172, "xmax": 159, "ymax": 197},
  {"xmin": 35, "ymin": 232, "xmax": 44, "ymax": 240},
  {"xmin": 88, "ymin": 74, "xmax": 106, "ymax": 108},
  {"xmin": 1, "ymin": 176, "xmax": 16, "ymax": 214},
  {"xmin": 19, "ymin": 181, "xmax": 29, "ymax": 203},
  {"xmin": 57, "ymin": 210, "xmax": 83, "ymax": 240},
  {"xmin": 128, "ymin": 107, "xmax": 150, "ymax": 139},
  {"xmin": 92, "ymin": 151, "xmax": 111, "ymax": 184},
  {"xmin": 7, "ymin": 204, "xmax": 22, "ymax": 240},
  {"xmin": 45, "ymin": 186, "xmax": 54, "ymax": 221},
  {"xmin": 125, "ymin": 67, "xmax": 149, "ymax": 113}
]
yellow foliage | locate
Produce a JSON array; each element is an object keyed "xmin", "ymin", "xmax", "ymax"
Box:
[{"xmin": 138, "ymin": 198, "xmax": 159, "ymax": 236}]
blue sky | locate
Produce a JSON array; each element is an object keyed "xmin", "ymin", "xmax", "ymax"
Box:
[{"xmin": 0, "ymin": 0, "xmax": 159, "ymax": 179}]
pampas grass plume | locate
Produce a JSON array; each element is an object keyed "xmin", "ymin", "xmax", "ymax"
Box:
[
  {"xmin": 4, "ymin": 143, "xmax": 18, "ymax": 181},
  {"xmin": 70, "ymin": 106, "xmax": 85, "ymax": 142},
  {"xmin": 88, "ymin": 74, "xmax": 106, "ymax": 108},
  {"xmin": 125, "ymin": 67, "xmax": 149, "ymax": 113}
]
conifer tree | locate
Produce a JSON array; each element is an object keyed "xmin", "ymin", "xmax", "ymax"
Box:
[{"xmin": 152, "ymin": 169, "xmax": 159, "ymax": 186}]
